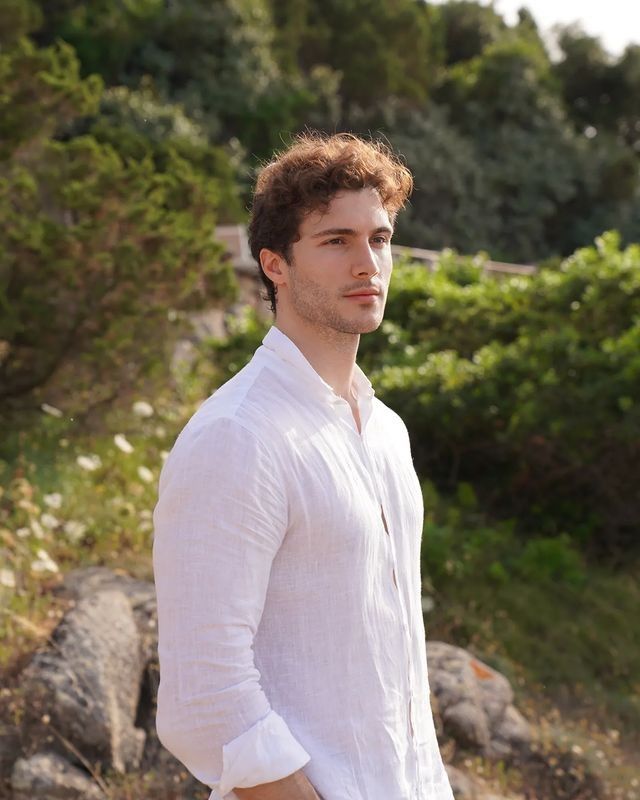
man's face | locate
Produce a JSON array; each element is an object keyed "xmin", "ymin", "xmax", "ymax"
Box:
[{"xmin": 278, "ymin": 187, "xmax": 394, "ymax": 335}]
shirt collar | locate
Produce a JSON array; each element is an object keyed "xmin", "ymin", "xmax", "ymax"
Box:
[{"xmin": 259, "ymin": 324, "xmax": 375, "ymax": 406}]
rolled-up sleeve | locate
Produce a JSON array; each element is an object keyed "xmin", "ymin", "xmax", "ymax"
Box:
[{"xmin": 152, "ymin": 415, "xmax": 311, "ymax": 796}]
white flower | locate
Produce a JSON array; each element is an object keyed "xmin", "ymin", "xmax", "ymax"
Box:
[
  {"xmin": 160, "ymin": 450, "xmax": 169, "ymax": 462},
  {"xmin": 133, "ymin": 400, "xmax": 154, "ymax": 418},
  {"xmin": 31, "ymin": 548, "xmax": 59, "ymax": 574},
  {"xmin": 41, "ymin": 403, "xmax": 63, "ymax": 418},
  {"xmin": 421, "ymin": 596, "xmax": 435, "ymax": 613},
  {"xmin": 43, "ymin": 492, "xmax": 63, "ymax": 509},
  {"xmin": 139, "ymin": 509, "xmax": 152, "ymax": 519},
  {"xmin": 16, "ymin": 527, "xmax": 31, "ymax": 539},
  {"xmin": 154, "ymin": 425, "xmax": 166, "ymax": 438},
  {"xmin": 30, "ymin": 519, "xmax": 45, "ymax": 540},
  {"xmin": 0, "ymin": 569, "xmax": 16, "ymax": 588},
  {"xmin": 63, "ymin": 520, "xmax": 87, "ymax": 544},
  {"xmin": 41, "ymin": 513, "xmax": 60, "ymax": 530},
  {"xmin": 137, "ymin": 465, "xmax": 154, "ymax": 483},
  {"xmin": 114, "ymin": 434, "xmax": 134, "ymax": 454},
  {"xmin": 77, "ymin": 454, "xmax": 102, "ymax": 471}
]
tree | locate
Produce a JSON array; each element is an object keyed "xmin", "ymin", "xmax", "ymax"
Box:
[
  {"xmin": 431, "ymin": 0, "xmax": 507, "ymax": 66},
  {"xmin": 553, "ymin": 28, "xmax": 640, "ymax": 155},
  {"xmin": 35, "ymin": 0, "xmax": 340, "ymax": 160},
  {"xmin": 0, "ymin": 32, "xmax": 238, "ymax": 416},
  {"xmin": 267, "ymin": 0, "xmax": 439, "ymax": 114},
  {"xmin": 371, "ymin": 103, "xmax": 500, "ymax": 254},
  {"xmin": 432, "ymin": 36, "xmax": 640, "ymax": 261}
]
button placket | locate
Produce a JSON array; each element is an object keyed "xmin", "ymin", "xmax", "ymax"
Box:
[{"xmin": 359, "ymin": 432, "xmax": 418, "ymax": 750}]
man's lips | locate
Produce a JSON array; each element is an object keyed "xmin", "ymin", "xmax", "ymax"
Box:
[{"xmin": 344, "ymin": 290, "xmax": 381, "ymax": 297}]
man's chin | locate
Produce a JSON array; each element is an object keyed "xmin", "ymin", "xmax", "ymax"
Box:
[
  {"xmin": 340, "ymin": 320, "xmax": 383, "ymax": 336},
  {"xmin": 357, "ymin": 313, "xmax": 384, "ymax": 334}
]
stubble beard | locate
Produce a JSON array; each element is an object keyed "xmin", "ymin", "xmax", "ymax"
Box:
[{"xmin": 287, "ymin": 263, "xmax": 383, "ymax": 341}]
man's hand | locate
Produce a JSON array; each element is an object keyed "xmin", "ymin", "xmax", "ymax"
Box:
[{"xmin": 233, "ymin": 768, "xmax": 322, "ymax": 799}]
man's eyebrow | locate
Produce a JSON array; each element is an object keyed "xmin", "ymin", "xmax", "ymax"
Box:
[{"xmin": 310, "ymin": 226, "xmax": 394, "ymax": 239}]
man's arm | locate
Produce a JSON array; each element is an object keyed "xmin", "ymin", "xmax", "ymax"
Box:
[
  {"xmin": 153, "ymin": 417, "xmax": 312, "ymax": 795},
  {"xmin": 234, "ymin": 768, "xmax": 322, "ymax": 799}
]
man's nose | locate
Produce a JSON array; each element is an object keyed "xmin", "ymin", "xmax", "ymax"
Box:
[{"xmin": 352, "ymin": 242, "xmax": 380, "ymax": 276}]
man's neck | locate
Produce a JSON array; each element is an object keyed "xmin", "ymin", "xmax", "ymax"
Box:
[{"xmin": 273, "ymin": 317, "xmax": 360, "ymax": 401}]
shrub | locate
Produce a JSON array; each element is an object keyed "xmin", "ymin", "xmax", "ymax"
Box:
[
  {"xmin": 0, "ymin": 36, "xmax": 239, "ymax": 424},
  {"xmin": 366, "ymin": 233, "xmax": 640, "ymax": 561}
]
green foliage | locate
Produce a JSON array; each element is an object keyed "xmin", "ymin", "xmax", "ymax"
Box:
[
  {"xmin": 37, "ymin": 0, "xmax": 341, "ymax": 161},
  {"xmin": 362, "ymin": 234, "xmax": 640, "ymax": 560},
  {"xmin": 34, "ymin": 0, "xmax": 163, "ymax": 82},
  {"xmin": 0, "ymin": 135, "xmax": 237, "ymax": 412},
  {"xmin": 0, "ymin": 389, "xmax": 192, "ymax": 669},
  {"xmin": 267, "ymin": 0, "xmax": 438, "ymax": 111},
  {"xmin": 517, "ymin": 533, "xmax": 585, "ymax": 584},
  {"xmin": 420, "ymin": 478, "xmax": 587, "ymax": 588},
  {"xmin": 378, "ymin": 105, "xmax": 500, "ymax": 255},
  {"xmin": 0, "ymin": 32, "xmax": 239, "ymax": 418},
  {"xmin": 431, "ymin": 0, "xmax": 507, "ymax": 65},
  {"xmin": 83, "ymin": 84, "xmax": 246, "ymax": 222},
  {"xmin": 203, "ymin": 306, "xmax": 270, "ymax": 384},
  {"xmin": 28, "ymin": 0, "xmax": 640, "ymax": 261},
  {"xmin": 0, "ymin": 0, "xmax": 42, "ymax": 46},
  {"xmin": 0, "ymin": 36, "xmax": 102, "ymax": 159},
  {"xmin": 553, "ymin": 27, "xmax": 640, "ymax": 152},
  {"xmin": 420, "ymin": 477, "xmax": 640, "ymax": 726}
]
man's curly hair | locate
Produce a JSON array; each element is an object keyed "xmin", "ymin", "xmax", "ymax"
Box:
[{"xmin": 248, "ymin": 131, "xmax": 413, "ymax": 314}]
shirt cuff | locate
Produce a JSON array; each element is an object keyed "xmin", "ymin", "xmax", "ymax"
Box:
[{"xmin": 217, "ymin": 709, "xmax": 311, "ymax": 796}]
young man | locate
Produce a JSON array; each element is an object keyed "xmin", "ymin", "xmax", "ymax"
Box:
[{"xmin": 152, "ymin": 133, "xmax": 454, "ymax": 800}]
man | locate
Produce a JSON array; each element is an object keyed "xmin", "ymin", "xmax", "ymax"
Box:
[{"xmin": 153, "ymin": 132, "xmax": 454, "ymax": 800}]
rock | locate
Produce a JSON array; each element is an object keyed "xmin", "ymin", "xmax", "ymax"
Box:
[
  {"xmin": 59, "ymin": 566, "xmax": 158, "ymax": 664},
  {"xmin": 55, "ymin": 568, "xmax": 201, "ymax": 786},
  {"xmin": 427, "ymin": 641, "xmax": 532, "ymax": 760},
  {"xmin": 20, "ymin": 589, "xmax": 146, "ymax": 772},
  {"xmin": 443, "ymin": 700, "xmax": 491, "ymax": 751},
  {"xmin": 445, "ymin": 763, "xmax": 475, "ymax": 798},
  {"xmin": 493, "ymin": 704, "xmax": 532, "ymax": 758},
  {"xmin": 11, "ymin": 751, "xmax": 105, "ymax": 799},
  {"xmin": 60, "ymin": 566, "xmax": 155, "ymax": 609}
]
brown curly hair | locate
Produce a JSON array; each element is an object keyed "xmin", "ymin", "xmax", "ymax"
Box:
[{"xmin": 247, "ymin": 131, "xmax": 413, "ymax": 314}]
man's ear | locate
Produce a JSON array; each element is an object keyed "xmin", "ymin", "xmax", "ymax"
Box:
[{"xmin": 260, "ymin": 248, "xmax": 289, "ymax": 288}]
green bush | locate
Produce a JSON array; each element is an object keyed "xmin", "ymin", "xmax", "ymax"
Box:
[
  {"xmin": 0, "ymin": 35, "xmax": 239, "ymax": 422},
  {"xmin": 359, "ymin": 233, "xmax": 640, "ymax": 561},
  {"xmin": 0, "ymin": 136, "xmax": 237, "ymax": 413}
]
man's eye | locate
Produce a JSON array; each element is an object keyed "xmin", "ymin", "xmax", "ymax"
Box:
[
  {"xmin": 326, "ymin": 238, "xmax": 345, "ymax": 245},
  {"xmin": 372, "ymin": 236, "xmax": 389, "ymax": 245}
]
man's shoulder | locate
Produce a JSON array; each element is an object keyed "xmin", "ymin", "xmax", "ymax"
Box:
[
  {"xmin": 180, "ymin": 369, "xmax": 273, "ymax": 441},
  {"xmin": 371, "ymin": 396, "xmax": 410, "ymax": 436},
  {"xmin": 165, "ymin": 352, "xmax": 292, "ymax": 464}
]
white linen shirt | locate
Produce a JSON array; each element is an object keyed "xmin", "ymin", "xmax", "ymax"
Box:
[{"xmin": 152, "ymin": 324, "xmax": 454, "ymax": 800}]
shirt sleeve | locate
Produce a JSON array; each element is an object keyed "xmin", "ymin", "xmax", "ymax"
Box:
[{"xmin": 152, "ymin": 415, "xmax": 311, "ymax": 795}]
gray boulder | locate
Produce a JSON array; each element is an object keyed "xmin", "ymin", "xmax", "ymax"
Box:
[
  {"xmin": 60, "ymin": 566, "xmax": 158, "ymax": 665},
  {"xmin": 11, "ymin": 751, "xmax": 105, "ymax": 800},
  {"xmin": 20, "ymin": 588, "xmax": 146, "ymax": 772},
  {"xmin": 427, "ymin": 641, "xmax": 532, "ymax": 760}
]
